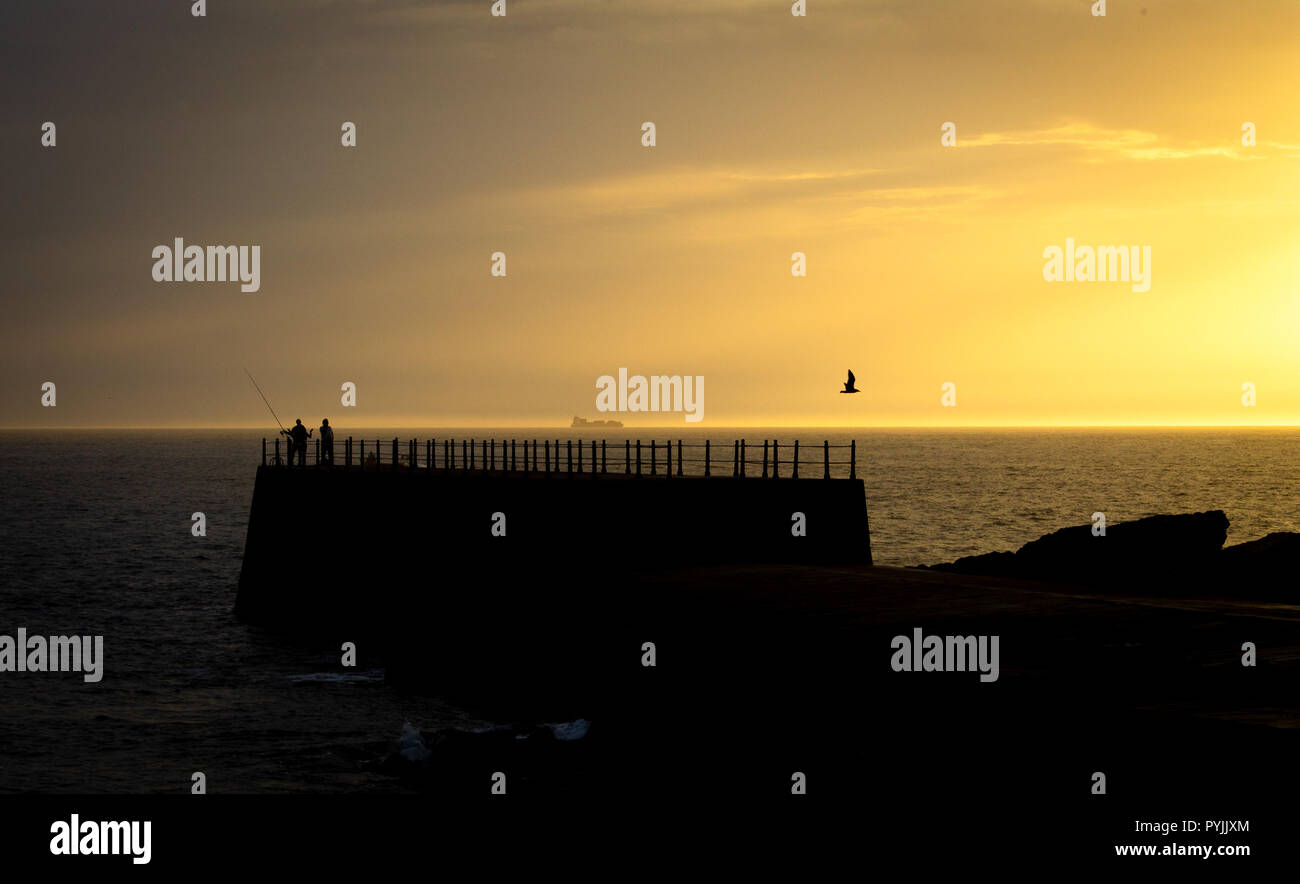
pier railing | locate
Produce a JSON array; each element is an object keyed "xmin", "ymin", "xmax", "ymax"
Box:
[{"xmin": 262, "ymin": 437, "xmax": 859, "ymax": 479}]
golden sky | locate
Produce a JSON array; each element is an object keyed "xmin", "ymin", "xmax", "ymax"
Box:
[{"xmin": 3, "ymin": 0, "xmax": 1298, "ymax": 427}]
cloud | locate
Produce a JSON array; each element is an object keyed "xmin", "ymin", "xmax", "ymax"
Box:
[{"xmin": 960, "ymin": 122, "xmax": 1271, "ymax": 162}]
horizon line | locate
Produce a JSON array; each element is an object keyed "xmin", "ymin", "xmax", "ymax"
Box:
[{"xmin": 3, "ymin": 424, "xmax": 1299, "ymax": 431}]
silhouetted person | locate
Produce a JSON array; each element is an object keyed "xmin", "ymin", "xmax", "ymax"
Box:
[
  {"xmin": 319, "ymin": 418, "xmax": 334, "ymax": 465},
  {"xmin": 840, "ymin": 369, "xmax": 860, "ymax": 394},
  {"xmin": 282, "ymin": 419, "xmax": 312, "ymax": 467}
]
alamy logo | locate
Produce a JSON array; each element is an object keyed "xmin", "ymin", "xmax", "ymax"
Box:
[
  {"xmin": 1043, "ymin": 238, "xmax": 1150, "ymax": 292},
  {"xmin": 890, "ymin": 627, "xmax": 999, "ymax": 682},
  {"xmin": 50, "ymin": 815, "xmax": 150, "ymax": 864},
  {"xmin": 0, "ymin": 629, "xmax": 104, "ymax": 682},
  {"xmin": 152, "ymin": 238, "xmax": 261, "ymax": 292},
  {"xmin": 595, "ymin": 368, "xmax": 704, "ymax": 423}
]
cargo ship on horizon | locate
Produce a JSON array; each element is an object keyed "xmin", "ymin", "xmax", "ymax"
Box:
[{"xmin": 571, "ymin": 415, "xmax": 624, "ymax": 428}]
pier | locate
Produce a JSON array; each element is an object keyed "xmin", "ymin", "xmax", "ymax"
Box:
[
  {"xmin": 262, "ymin": 436, "xmax": 860, "ymax": 480},
  {"xmin": 236, "ymin": 436, "xmax": 872, "ymax": 702}
]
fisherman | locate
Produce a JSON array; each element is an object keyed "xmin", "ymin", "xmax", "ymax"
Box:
[
  {"xmin": 319, "ymin": 418, "xmax": 334, "ymax": 465},
  {"xmin": 281, "ymin": 419, "xmax": 312, "ymax": 467}
]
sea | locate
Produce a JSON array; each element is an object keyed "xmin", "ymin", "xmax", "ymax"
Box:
[{"xmin": 1, "ymin": 427, "xmax": 1296, "ymax": 793}]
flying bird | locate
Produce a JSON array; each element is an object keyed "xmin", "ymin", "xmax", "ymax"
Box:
[{"xmin": 840, "ymin": 369, "xmax": 859, "ymax": 394}]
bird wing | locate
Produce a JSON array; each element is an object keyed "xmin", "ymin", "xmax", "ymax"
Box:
[{"xmin": 847, "ymin": 369, "xmax": 855, "ymax": 385}]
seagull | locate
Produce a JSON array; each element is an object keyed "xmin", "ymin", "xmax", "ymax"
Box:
[{"xmin": 840, "ymin": 369, "xmax": 860, "ymax": 394}]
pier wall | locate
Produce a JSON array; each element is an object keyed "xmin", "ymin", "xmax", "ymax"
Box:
[{"xmin": 234, "ymin": 467, "xmax": 871, "ymax": 709}]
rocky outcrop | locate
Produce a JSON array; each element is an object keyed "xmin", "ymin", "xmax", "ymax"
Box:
[
  {"xmin": 926, "ymin": 510, "xmax": 1231, "ymax": 584},
  {"xmin": 1220, "ymin": 532, "xmax": 1300, "ymax": 593}
]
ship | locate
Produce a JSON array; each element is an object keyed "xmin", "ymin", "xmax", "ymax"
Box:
[{"xmin": 571, "ymin": 416, "xmax": 624, "ymax": 428}]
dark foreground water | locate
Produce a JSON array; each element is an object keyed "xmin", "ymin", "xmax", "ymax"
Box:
[{"xmin": 0, "ymin": 428, "xmax": 1296, "ymax": 793}]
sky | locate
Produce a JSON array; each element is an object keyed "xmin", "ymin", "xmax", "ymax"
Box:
[{"xmin": 2, "ymin": 0, "xmax": 1298, "ymax": 428}]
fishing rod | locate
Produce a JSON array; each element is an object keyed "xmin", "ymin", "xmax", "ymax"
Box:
[{"xmin": 243, "ymin": 367, "xmax": 287, "ymax": 435}]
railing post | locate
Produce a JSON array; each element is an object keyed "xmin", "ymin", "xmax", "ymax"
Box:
[
  {"xmin": 576, "ymin": 440, "xmax": 582, "ymax": 473},
  {"xmin": 823, "ymin": 440, "xmax": 830, "ymax": 479},
  {"xmin": 393, "ymin": 438, "xmax": 399, "ymax": 469},
  {"xmin": 410, "ymin": 439, "xmax": 416, "ymax": 473},
  {"xmin": 601, "ymin": 439, "xmax": 607, "ymax": 474},
  {"xmin": 761, "ymin": 440, "xmax": 768, "ymax": 478},
  {"xmin": 483, "ymin": 439, "xmax": 488, "ymax": 470},
  {"xmin": 705, "ymin": 440, "xmax": 711, "ymax": 477},
  {"xmin": 511, "ymin": 440, "xmax": 517, "ymax": 472},
  {"xmin": 793, "ymin": 440, "xmax": 799, "ymax": 479},
  {"xmin": 740, "ymin": 440, "xmax": 746, "ymax": 477},
  {"xmin": 636, "ymin": 440, "xmax": 642, "ymax": 475},
  {"xmin": 773, "ymin": 440, "xmax": 779, "ymax": 479},
  {"xmin": 262, "ymin": 438, "xmax": 266, "ymax": 466},
  {"xmin": 850, "ymin": 439, "xmax": 856, "ymax": 479},
  {"xmin": 591, "ymin": 440, "xmax": 596, "ymax": 477},
  {"xmin": 346, "ymin": 437, "xmax": 352, "ymax": 470},
  {"xmin": 665, "ymin": 440, "xmax": 671, "ymax": 477},
  {"xmin": 650, "ymin": 440, "xmax": 656, "ymax": 475},
  {"xmin": 567, "ymin": 440, "xmax": 573, "ymax": 474},
  {"xmin": 677, "ymin": 440, "xmax": 683, "ymax": 477},
  {"xmin": 533, "ymin": 439, "xmax": 538, "ymax": 472},
  {"xmin": 545, "ymin": 439, "xmax": 550, "ymax": 474},
  {"xmin": 359, "ymin": 439, "xmax": 364, "ymax": 469},
  {"xmin": 733, "ymin": 440, "xmax": 738, "ymax": 477},
  {"xmin": 625, "ymin": 440, "xmax": 631, "ymax": 474}
]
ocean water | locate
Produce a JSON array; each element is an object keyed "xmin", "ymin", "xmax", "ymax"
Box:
[{"xmin": 0, "ymin": 427, "xmax": 1296, "ymax": 793}]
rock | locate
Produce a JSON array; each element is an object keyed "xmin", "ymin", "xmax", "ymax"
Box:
[
  {"xmin": 929, "ymin": 511, "xmax": 1230, "ymax": 584},
  {"xmin": 1219, "ymin": 532, "xmax": 1300, "ymax": 591},
  {"xmin": 923, "ymin": 550, "xmax": 1018, "ymax": 577},
  {"xmin": 1017, "ymin": 510, "xmax": 1228, "ymax": 578}
]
